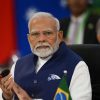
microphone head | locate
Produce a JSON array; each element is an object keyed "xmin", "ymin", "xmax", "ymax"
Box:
[{"xmin": 0, "ymin": 69, "xmax": 10, "ymax": 78}]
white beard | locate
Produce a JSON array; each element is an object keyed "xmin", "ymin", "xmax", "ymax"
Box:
[{"xmin": 30, "ymin": 39, "xmax": 59, "ymax": 58}]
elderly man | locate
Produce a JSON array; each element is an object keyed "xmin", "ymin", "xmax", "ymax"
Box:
[
  {"xmin": 0, "ymin": 12, "xmax": 91, "ymax": 100},
  {"xmin": 60, "ymin": 0, "xmax": 100, "ymax": 44}
]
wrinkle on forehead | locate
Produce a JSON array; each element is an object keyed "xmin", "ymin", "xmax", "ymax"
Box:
[
  {"xmin": 30, "ymin": 28, "xmax": 54, "ymax": 33},
  {"xmin": 29, "ymin": 17, "xmax": 57, "ymax": 33}
]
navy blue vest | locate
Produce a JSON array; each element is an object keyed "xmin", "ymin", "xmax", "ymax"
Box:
[{"xmin": 14, "ymin": 42, "xmax": 82, "ymax": 100}]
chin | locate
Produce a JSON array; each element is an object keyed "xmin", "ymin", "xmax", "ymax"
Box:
[{"xmin": 34, "ymin": 48, "xmax": 53, "ymax": 58}]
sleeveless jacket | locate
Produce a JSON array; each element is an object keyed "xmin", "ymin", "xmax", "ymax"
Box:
[{"xmin": 14, "ymin": 42, "xmax": 82, "ymax": 100}]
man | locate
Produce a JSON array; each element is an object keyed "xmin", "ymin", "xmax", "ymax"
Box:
[
  {"xmin": 60, "ymin": 0, "xmax": 100, "ymax": 44},
  {"xmin": 0, "ymin": 12, "xmax": 91, "ymax": 100}
]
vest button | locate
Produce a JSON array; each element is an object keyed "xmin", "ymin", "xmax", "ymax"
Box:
[
  {"xmin": 31, "ymin": 94, "xmax": 34, "ymax": 98},
  {"xmin": 34, "ymin": 80, "xmax": 37, "ymax": 83}
]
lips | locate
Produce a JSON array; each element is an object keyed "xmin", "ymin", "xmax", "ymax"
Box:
[{"xmin": 36, "ymin": 45, "xmax": 50, "ymax": 49}]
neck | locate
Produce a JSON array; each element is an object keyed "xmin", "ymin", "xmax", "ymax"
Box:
[
  {"xmin": 72, "ymin": 9, "xmax": 88, "ymax": 18},
  {"xmin": 40, "ymin": 55, "xmax": 52, "ymax": 60}
]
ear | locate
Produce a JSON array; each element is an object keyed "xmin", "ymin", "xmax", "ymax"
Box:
[{"xmin": 58, "ymin": 31, "xmax": 63, "ymax": 43}]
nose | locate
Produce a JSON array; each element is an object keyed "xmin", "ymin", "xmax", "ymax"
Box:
[{"xmin": 38, "ymin": 33, "xmax": 47, "ymax": 42}]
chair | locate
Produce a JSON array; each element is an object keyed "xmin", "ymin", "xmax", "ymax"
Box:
[{"xmin": 68, "ymin": 44, "xmax": 100, "ymax": 100}]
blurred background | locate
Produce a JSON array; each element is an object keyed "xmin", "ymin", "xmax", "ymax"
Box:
[{"xmin": 0, "ymin": 0, "xmax": 100, "ymax": 69}]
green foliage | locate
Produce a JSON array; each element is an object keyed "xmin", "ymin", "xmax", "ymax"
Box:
[{"xmin": 92, "ymin": 0, "xmax": 100, "ymax": 14}]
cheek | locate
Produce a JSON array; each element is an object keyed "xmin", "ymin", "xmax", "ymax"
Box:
[
  {"xmin": 29, "ymin": 38, "xmax": 36, "ymax": 48},
  {"xmin": 30, "ymin": 41, "xmax": 36, "ymax": 48},
  {"xmin": 47, "ymin": 36, "xmax": 57, "ymax": 46}
]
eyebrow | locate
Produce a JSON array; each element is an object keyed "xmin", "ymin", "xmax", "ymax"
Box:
[{"xmin": 30, "ymin": 28, "xmax": 54, "ymax": 33}]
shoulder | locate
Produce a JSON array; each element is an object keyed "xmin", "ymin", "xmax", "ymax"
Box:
[
  {"xmin": 59, "ymin": 42, "xmax": 82, "ymax": 63},
  {"xmin": 16, "ymin": 53, "xmax": 34, "ymax": 64}
]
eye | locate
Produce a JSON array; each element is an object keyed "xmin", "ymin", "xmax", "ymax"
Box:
[
  {"xmin": 30, "ymin": 32, "xmax": 40, "ymax": 37},
  {"xmin": 43, "ymin": 31, "xmax": 53, "ymax": 36}
]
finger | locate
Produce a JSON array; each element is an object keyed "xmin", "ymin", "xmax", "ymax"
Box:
[
  {"xmin": 13, "ymin": 82, "xmax": 32, "ymax": 100},
  {"xmin": 4, "ymin": 77, "xmax": 14, "ymax": 90},
  {"xmin": 0, "ymin": 74, "xmax": 13, "ymax": 100},
  {"xmin": 0, "ymin": 75, "xmax": 13, "ymax": 93},
  {"xmin": 13, "ymin": 82, "xmax": 25, "ymax": 99},
  {"xmin": 1, "ymin": 75, "xmax": 12, "ymax": 89},
  {"xmin": 13, "ymin": 82, "xmax": 25, "ymax": 95},
  {"xmin": 1, "ymin": 74, "xmax": 12, "ymax": 84}
]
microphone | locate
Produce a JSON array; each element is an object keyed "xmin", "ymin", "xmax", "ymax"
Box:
[{"xmin": 0, "ymin": 69, "xmax": 10, "ymax": 79}]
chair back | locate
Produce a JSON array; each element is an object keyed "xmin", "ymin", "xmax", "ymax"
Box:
[{"xmin": 68, "ymin": 44, "xmax": 100, "ymax": 100}]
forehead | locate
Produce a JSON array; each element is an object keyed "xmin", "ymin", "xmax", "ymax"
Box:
[{"xmin": 29, "ymin": 17, "xmax": 56, "ymax": 31}]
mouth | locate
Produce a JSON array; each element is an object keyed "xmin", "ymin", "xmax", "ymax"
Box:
[{"xmin": 36, "ymin": 45, "xmax": 50, "ymax": 49}]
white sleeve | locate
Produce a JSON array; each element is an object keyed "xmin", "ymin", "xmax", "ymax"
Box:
[
  {"xmin": 10, "ymin": 54, "xmax": 19, "ymax": 78},
  {"xmin": 10, "ymin": 62, "xmax": 16, "ymax": 78},
  {"xmin": 69, "ymin": 61, "xmax": 92, "ymax": 100}
]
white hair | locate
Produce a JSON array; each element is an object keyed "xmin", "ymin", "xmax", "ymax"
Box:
[{"xmin": 28, "ymin": 12, "xmax": 60, "ymax": 32}]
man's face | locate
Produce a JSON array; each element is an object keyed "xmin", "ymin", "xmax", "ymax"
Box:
[
  {"xmin": 67, "ymin": 0, "xmax": 88, "ymax": 16},
  {"xmin": 28, "ymin": 17, "xmax": 62, "ymax": 58}
]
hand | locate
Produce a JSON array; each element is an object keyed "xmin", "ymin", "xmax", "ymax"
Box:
[
  {"xmin": 0, "ymin": 74, "xmax": 13, "ymax": 100},
  {"xmin": 0, "ymin": 74, "xmax": 32, "ymax": 100},
  {"xmin": 13, "ymin": 82, "xmax": 32, "ymax": 100}
]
